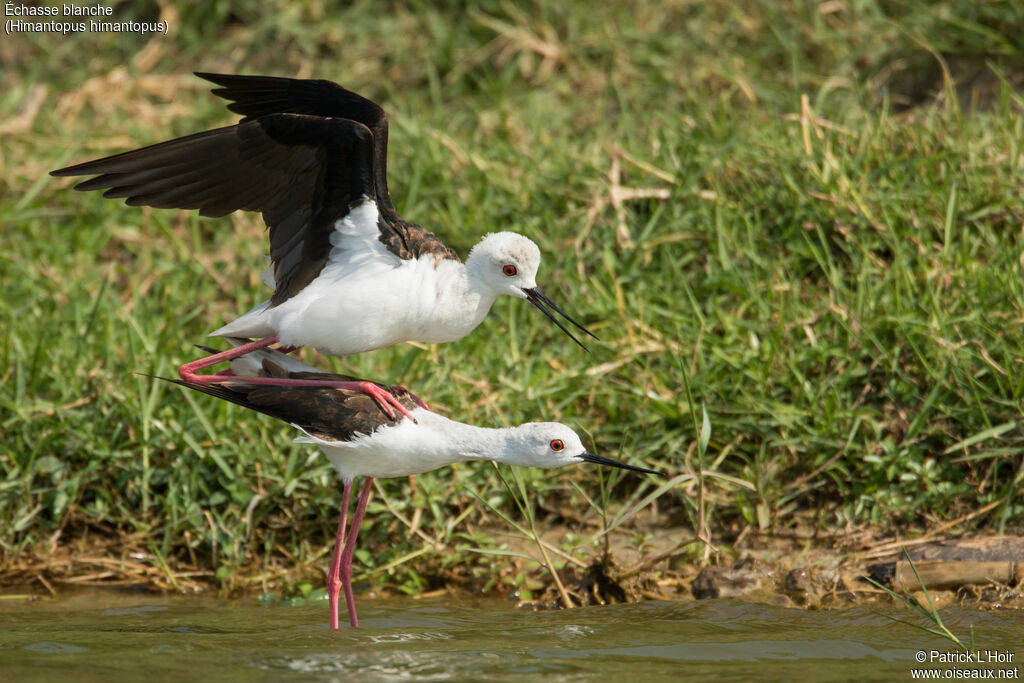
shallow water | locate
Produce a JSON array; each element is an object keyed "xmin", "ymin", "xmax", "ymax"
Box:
[{"xmin": 1, "ymin": 591, "xmax": 1021, "ymax": 681}]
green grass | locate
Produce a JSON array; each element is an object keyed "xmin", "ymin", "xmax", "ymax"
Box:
[
  {"xmin": 2, "ymin": 0, "xmax": 1024, "ymax": 593},
  {"xmin": 865, "ymin": 551, "xmax": 977, "ymax": 652}
]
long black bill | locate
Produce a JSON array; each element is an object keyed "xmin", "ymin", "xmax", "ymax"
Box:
[
  {"xmin": 580, "ymin": 451, "xmax": 660, "ymax": 475},
  {"xmin": 523, "ymin": 286, "xmax": 599, "ymax": 352}
]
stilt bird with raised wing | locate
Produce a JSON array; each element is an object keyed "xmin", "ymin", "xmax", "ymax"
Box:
[
  {"xmin": 161, "ymin": 343, "xmax": 658, "ymax": 629},
  {"xmin": 53, "ymin": 73, "xmax": 597, "ymax": 420}
]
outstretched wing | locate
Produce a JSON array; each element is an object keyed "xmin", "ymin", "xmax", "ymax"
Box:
[
  {"xmin": 195, "ymin": 72, "xmax": 459, "ymax": 263},
  {"xmin": 196, "ymin": 72, "xmax": 394, "ymax": 207},
  {"xmin": 52, "ymin": 113, "xmax": 375, "ymax": 305}
]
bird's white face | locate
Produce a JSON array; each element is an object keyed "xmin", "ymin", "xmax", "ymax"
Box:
[
  {"xmin": 467, "ymin": 231, "xmax": 541, "ymax": 299},
  {"xmin": 467, "ymin": 231, "xmax": 598, "ymax": 352},
  {"xmin": 505, "ymin": 423, "xmax": 660, "ymax": 475},
  {"xmin": 509, "ymin": 423, "xmax": 590, "ymax": 469}
]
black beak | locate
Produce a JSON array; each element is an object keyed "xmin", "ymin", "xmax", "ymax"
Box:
[
  {"xmin": 579, "ymin": 451, "xmax": 660, "ymax": 475},
  {"xmin": 522, "ymin": 286, "xmax": 599, "ymax": 352}
]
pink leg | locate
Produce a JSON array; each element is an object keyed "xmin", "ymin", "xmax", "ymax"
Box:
[
  {"xmin": 178, "ymin": 337, "xmax": 417, "ymax": 421},
  {"xmin": 179, "ymin": 336, "xmax": 280, "ymax": 378},
  {"xmin": 338, "ymin": 478, "xmax": 374, "ymax": 628},
  {"xmin": 326, "ymin": 479, "xmax": 353, "ymax": 630}
]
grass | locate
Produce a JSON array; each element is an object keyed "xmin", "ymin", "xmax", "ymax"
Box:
[
  {"xmin": 2, "ymin": 0, "xmax": 1024, "ymax": 595},
  {"xmin": 865, "ymin": 550, "xmax": 976, "ymax": 652}
]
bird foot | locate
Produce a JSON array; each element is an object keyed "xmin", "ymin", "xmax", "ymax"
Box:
[{"xmin": 356, "ymin": 382, "xmax": 417, "ymax": 422}]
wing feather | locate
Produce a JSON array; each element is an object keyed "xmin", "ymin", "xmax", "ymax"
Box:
[
  {"xmin": 157, "ymin": 360, "xmax": 418, "ymax": 442},
  {"xmin": 52, "ymin": 113, "xmax": 376, "ymax": 304},
  {"xmin": 51, "ymin": 73, "xmax": 461, "ymax": 307},
  {"xmin": 196, "ymin": 72, "xmax": 460, "ymax": 264}
]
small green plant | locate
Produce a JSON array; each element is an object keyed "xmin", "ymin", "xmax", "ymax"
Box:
[
  {"xmin": 680, "ymin": 359, "xmax": 715, "ymax": 562},
  {"xmin": 864, "ymin": 550, "xmax": 976, "ymax": 653}
]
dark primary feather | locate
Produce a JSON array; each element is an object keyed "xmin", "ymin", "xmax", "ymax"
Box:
[
  {"xmin": 195, "ymin": 72, "xmax": 459, "ymax": 264},
  {"xmin": 160, "ymin": 360, "xmax": 418, "ymax": 442},
  {"xmin": 51, "ymin": 72, "xmax": 459, "ymax": 305},
  {"xmin": 195, "ymin": 72, "xmax": 394, "ymax": 207},
  {"xmin": 52, "ymin": 114, "xmax": 376, "ymax": 305}
]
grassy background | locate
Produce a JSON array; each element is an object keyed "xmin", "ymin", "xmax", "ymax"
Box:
[{"xmin": 2, "ymin": 0, "xmax": 1024, "ymax": 596}]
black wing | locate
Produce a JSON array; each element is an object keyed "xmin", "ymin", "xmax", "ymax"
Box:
[
  {"xmin": 159, "ymin": 360, "xmax": 419, "ymax": 442},
  {"xmin": 51, "ymin": 114, "xmax": 374, "ymax": 305},
  {"xmin": 196, "ymin": 72, "xmax": 395, "ymax": 210},
  {"xmin": 195, "ymin": 72, "xmax": 459, "ymax": 263}
]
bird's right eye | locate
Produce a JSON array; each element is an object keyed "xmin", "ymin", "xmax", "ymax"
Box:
[
  {"xmin": 550, "ymin": 439, "xmax": 564, "ymax": 451},
  {"xmin": 502, "ymin": 264, "xmax": 517, "ymax": 277}
]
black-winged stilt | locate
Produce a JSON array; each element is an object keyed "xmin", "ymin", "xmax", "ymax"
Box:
[
  {"xmin": 52, "ymin": 72, "xmax": 597, "ymax": 420},
  {"xmin": 161, "ymin": 342, "xmax": 658, "ymax": 629}
]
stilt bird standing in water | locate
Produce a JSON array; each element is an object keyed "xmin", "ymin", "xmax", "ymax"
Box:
[
  {"xmin": 162, "ymin": 343, "xmax": 659, "ymax": 629},
  {"xmin": 52, "ymin": 73, "xmax": 597, "ymax": 420}
]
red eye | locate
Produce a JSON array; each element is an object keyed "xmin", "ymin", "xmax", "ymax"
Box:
[
  {"xmin": 550, "ymin": 439, "xmax": 564, "ymax": 451},
  {"xmin": 502, "ymin": 264, "xmax": 517, "ymax": 277}
]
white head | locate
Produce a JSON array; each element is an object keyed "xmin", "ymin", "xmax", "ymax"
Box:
[
  {"xmin": 466, "ymin": 232, "xmax": 597, "ymax": 351},
  {"xmin": 499, "ymin": 422, "xmax": 659, "ymax": 475},
  {"xmin": 466, "ymin": 231, "xmax": 541, "ymax": 299}
]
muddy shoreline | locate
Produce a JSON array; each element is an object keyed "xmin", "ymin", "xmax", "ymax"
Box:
[{"xmin": 4, "ymin": 520, "xmax": 1022, "ymax": 613}]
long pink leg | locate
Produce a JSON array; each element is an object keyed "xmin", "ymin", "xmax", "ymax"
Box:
[
  {"xmin": 327, "ymin": 479, "xmax": 353, "ymax": 630},
  {"xmin": 178, "ymin": 336, "xmax": 417, "ymax": 421},
  {"xmin": 179, "ymin": 336, "xmax": 279, "ymax": 376},
  {"xmin": 338, "ymin": 478, "xmax": 374, "ymax": 628}
]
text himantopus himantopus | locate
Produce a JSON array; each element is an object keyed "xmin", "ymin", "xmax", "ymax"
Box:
[
  {"xmin": 53, "ymin": 72, "xmax": 597, "ymax": 420},
  {"xmin": 161, "ymin": 343, "xmax": 658, "ymax": 629}
]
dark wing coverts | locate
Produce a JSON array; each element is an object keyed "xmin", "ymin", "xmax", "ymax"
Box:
[{"xmin": 164, "ymin": 360, "xmax": 419, "ymax": 442}]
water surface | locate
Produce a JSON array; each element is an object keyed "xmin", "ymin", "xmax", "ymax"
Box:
[{"xmin": 1, "ymin": 591, "xmax": 1020, "ymax": 680}]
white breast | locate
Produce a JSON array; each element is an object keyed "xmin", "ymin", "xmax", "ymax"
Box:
[{"xmin": 214, "ymin": 200, "xmax": 497, "ymax": 355}]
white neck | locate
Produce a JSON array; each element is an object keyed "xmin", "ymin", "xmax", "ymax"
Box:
[
  {"xmin": 412, "ymin": 411, "xmax": 515, "ymax": 462},
  {"xmin": 317, "ymin": 409, "xmax": 521, "ymax": 480},
  {"xmin": 416, "ymin": 262, "xmax": 499, "ymax": 342}
]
